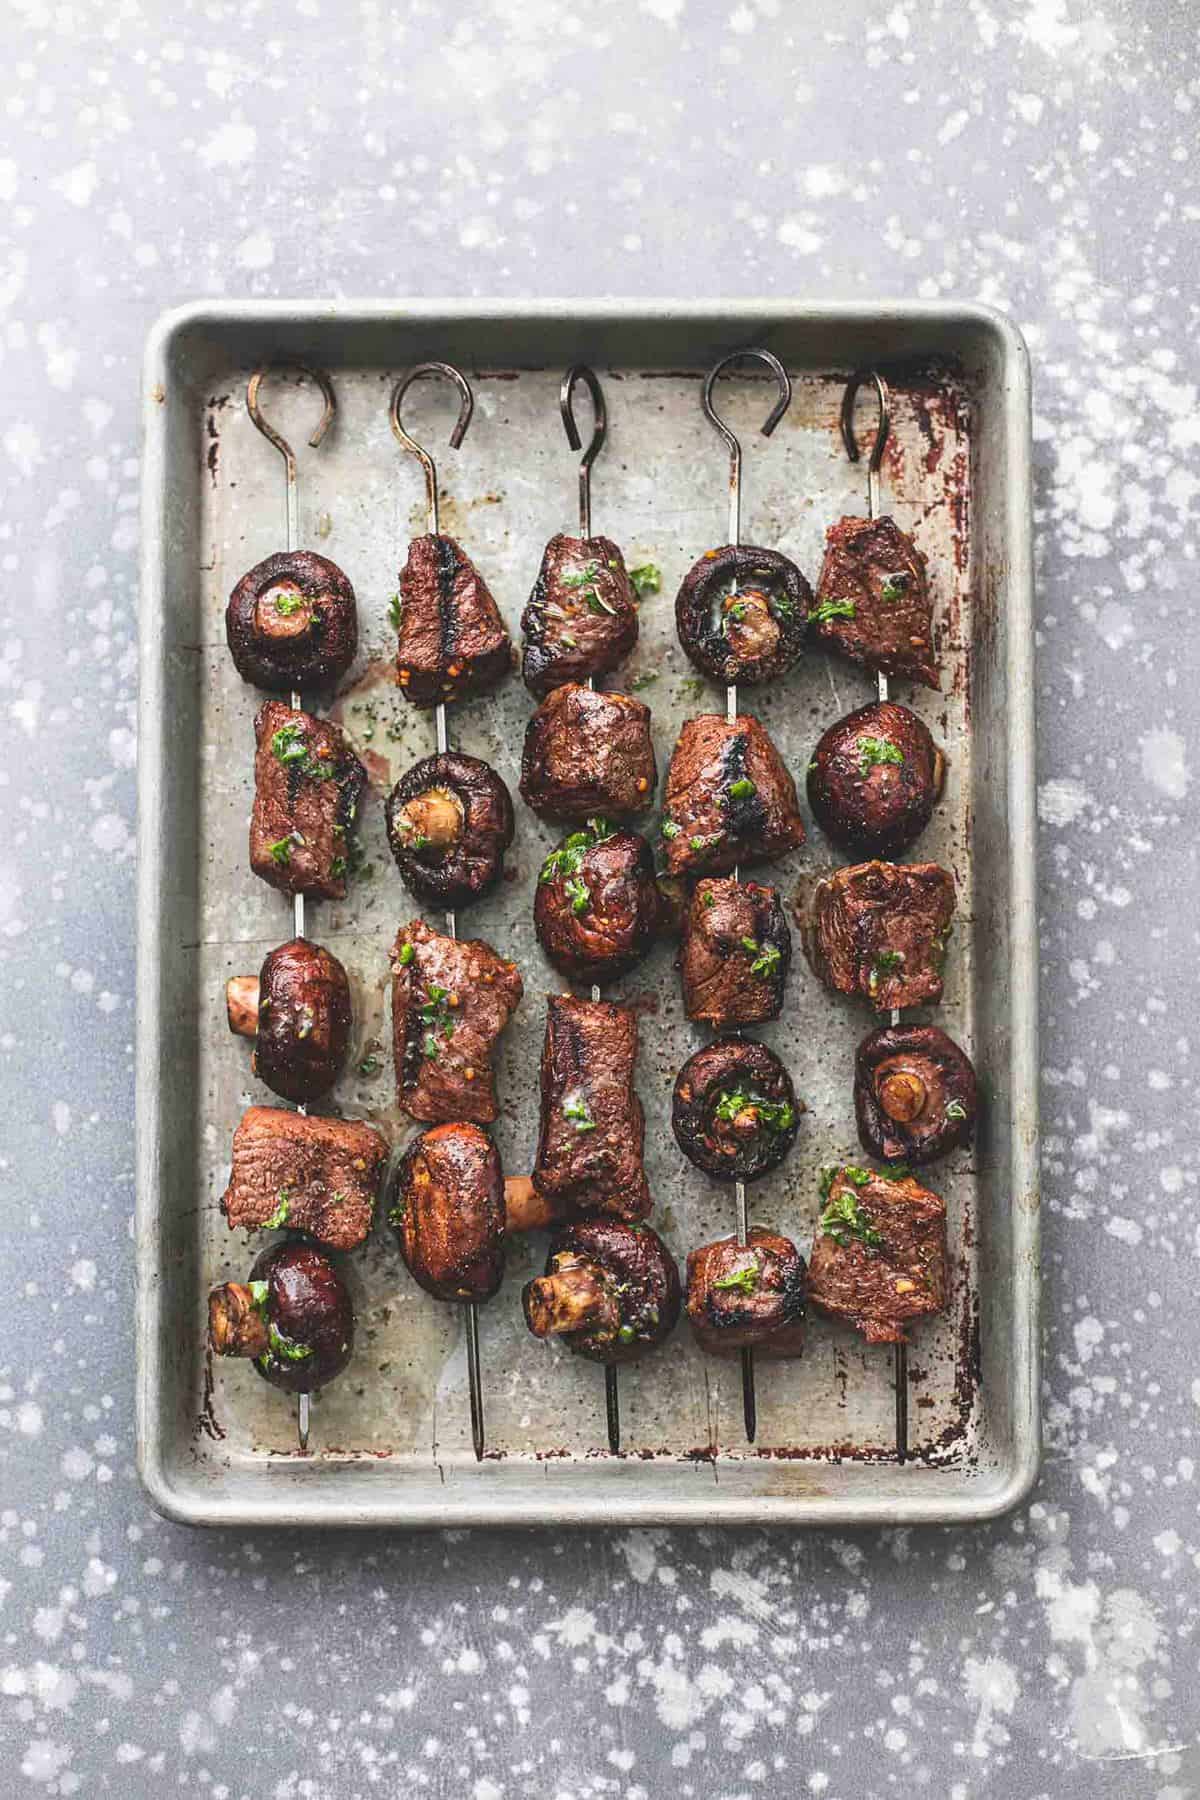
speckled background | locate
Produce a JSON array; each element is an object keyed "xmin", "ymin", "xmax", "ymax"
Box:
[{"xmin": 1, "ymin": 1, "xmax": 1196, "ymax": 1795}]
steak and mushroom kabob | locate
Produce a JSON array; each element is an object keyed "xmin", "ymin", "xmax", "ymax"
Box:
[
  {"xmin": 213, "ymin": 367, "xmax": 374, "ymax": 1446},
  {"xmin": 668, "ymin": 351, "xmax": 811, "ymax": 1425},
  {"xmin": 383, "ymin": 363, "xmax": 525, "ymax": 1462}
]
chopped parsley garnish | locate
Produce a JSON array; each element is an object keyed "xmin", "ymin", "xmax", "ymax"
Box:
[
  {"xmin": 631, "ymin": 672, "xmax": 657, "ymax": 690},
  {"xmin": 629, "ymin": 563, "xmax": 661, "ymax": 598},
  {"xmin": 564, "ymin": 874, "xmax": 590, "ymax": 916},
  {"xmin": 713, "ymin": 1255, "xmax": 761, "ymax": 1295},
  {"xmin": 388, "ymin": 593, "xmax": 402, "ymax": 630},
  {"xmin": 770, "ymin": 590, "xmax": 795, "ymax": 621},
  {"xmin": 945, "ymin": 1099, "xmax": 967, "ymax": 1121},
  {"xmin": 680, "ymin": 677, "xmax": 706, "ymax": 698},
  {"xmin": 689, "ymin": 831, "xmax": 723, "ymax": 852},
  {"xmin": 272, "ymin": 590, "xmax": 306, "ymax": 616},
  {"xmin": 561, "ymin": 560, "xmax": 601, "ymax": 589},
  {"xmin": 418, "ymin": 983, "xmax": 455, "ymax": 1054},
  {"xmin": 880, "ymin": 572, "xmax": 909, "ymax": 601},
  {"xmin": 329, "ymin": 1189, "xmax": 348, "ymax": 1206},
  {"xmin": 868, "ymin": 949, "xmax": 905, "ymax": 991},
  {"xmin": 809, "ymin": 599, "xmax": 856, "ymax": 625},
  {"xmin": 617, "ymin": 1323, "xmax": 637, "ymax": 1343},
  {"xmin": 248, "ymin": 1280, "xmax": 269, "ymax": 1310},
  {"xmin": 660, "ymin": 820, "xmax": 680, "ymax": 840},
  {"xmin": 844, "ymin": 1165, "xmax": 872, "ymax": 1187},
  {"xmin": 739, "ymin": 936, "xmax": 781, "ymax": 980},
  {"xmin": 880, "ymin": 1162, "xmax": 911, "ymax": 1181},
  {"xmin": 267, "ymin": 835, "xmax": 296, "ymax": 865},
  {"xmin": 539, "ymin": 817, "xmax": 613, "ymax": 885},
  {"xmin": 264, "ymin": 1191, "xmax": 290, "ymax": 1229},
  {"xmin": 859, "ymin": 737, "xmax": 904, "ymax": 774},
  {"xmin": 266, "ymin": 1322, "xmax": 313, "ymax": 1363},
  {"xmin": 712, "ymin": 1087, "xmax": 794, "ymax": 1133},
  {"xmin": 358, "ymin": 1054, "xmax": 381, "ymax": 1077},
  {"xmin": 728, "ymin": 776, "xmax": 756, "ymax": 800},
  {"xmin": 397, "ymin": 941, "xmax": 415, "ymax": 966},
  {"xmin": 723, "ymin": 600, "xmax": 748, "ymax": 628},
  {"xmin": 587, "ymin": 589, "xmax": 617, "ymax": 616},
  {"xmin": 270, "ymin": 721, "xmax": 334, "ymax": 780},
  {"xmin": 820, "ymin": 1188, "xmax": 883, "ymax": 1251},
  {"xmin": 562, "ymin": 1094, "xmax": 596, "ymax": 1133},
  {"xmin": 330, "ymin": 855, "xmax": 347, "ymax": 878}
]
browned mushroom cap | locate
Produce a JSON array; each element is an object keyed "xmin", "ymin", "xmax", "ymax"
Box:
[
  {"xmin": 685, "ymin": 1228, "xmax": 807, "ymax": 1358},
  {"xmin": 208, "ymin": 1240, "xmax": 354, "ymax": 1395},
  {"xmin": 534, "ymin": 821, "xmax": 660, "ymax": 985},
  {"xmin": 672, "ymin": 1038, "xmax": 801, "ymax": 1183},
  {"xmin": 226, "ymin": 550, "xmax": 358, "ymax": 692},
  {"xmin": 386, "ymin": 751, "xmax": 514, "ymax": 909},
  {"xmin": 225, "ymin": 938, "xmax": 351, "ymax": 1105},
  {"xmin": 806, "ymin": 699, "xmax": 945, "ymax": 857},
  {"xmin": 855, "ymin": 1024, "xmax": 977, "ymax": 1165},
  {"xmin": 522, "ymin": 1218, "xmax": 681, "ymax": 1365},
  {"xmin": 675, "ymin": 545, "xmax": 812, "ymax": 685},
  {"xmin": 389, "ymin": 1123, "xmax": 505, "ymax": 1303}
]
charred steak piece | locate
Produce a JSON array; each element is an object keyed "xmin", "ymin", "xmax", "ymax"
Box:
[
  {"xmin": 534, "ymin": 817, "xmax": 659, "ymax": 985},
  {"xmin": 803, "ymin": 859, "xmax": 955, "ymax": 1012},
  {"xmin": 686, "ymin": 1229, "xmax": 807, "ymax": 1358},
  {"xmin": 661, "ymin": 713, "xmax": 805, "ymax": 877},
  {"xmin": 672, "ymin": 1038, "xmax": 801, "ymax": 1183},
  {"xmin": 532, "ymin": 995, "xmax": 651, "ymax": 1224},
  {"xmin": 855, "ymin": 1024, "xmax": 977, "ymax": 1166},
  {"xmin": 226, "ymin": 550, "xmax": 358, "ymax": 693},
  {"xmin": 679, "ymin": 876, "xmax": 790, "ymax": 1027},
  {"xmin": 386, "ymin": 750, "xmax": 514, "ymax": 911},
  {"xmin": 812, "ymin": 515, "xmax": 938, "ymax": 689},
  {"xmin": 807, "ymin": 1165, "xmax": 947, "ymax": 1344},
  {"xmin": 392, "ymin": 919, "xmax": 523, "ymax": 1127},
  {"xmin": 390, "ymin": 1123, "xmax": 505, "ymax": 1304},
  {"xmin": 522, "ymin": 533, "xmax": 639, "ymax": 698},
  {"xmin": 249, "ymin": 701, "xmax": 366, "ymax": 901},
  {"xmin": 675, "ymin": 544, "xmax": 811, "ymax": 686},
  {"xmin": 523, "ymin": 1218, "xmax": 681, "ymax": 1365},
  {"xmin": 520, "ymin": 683, "xmax": 657, "ymax": 823},
  {"xmin": 807, "ymin": 700, "xmax": 946, "ymax": 857},
  {"xmin": 208, "ymin": 1240, "xmax": 354, "ymax": 1395},
  {"xmin": 394, "ymin": 533, "xmax": 511, "ymax": 707},
  {"xmin": 220, "ymin": 1105, "xmax": 387, "ymax": 1251},
  {"xmin": 226, "ymin": 938, "xmax": 351, "ymax": 1105}
]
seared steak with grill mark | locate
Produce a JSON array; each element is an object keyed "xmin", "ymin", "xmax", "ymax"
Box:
[
  {"xmin": 807, "ymin": 1166, "xmax": 947, "ymax": 1344},
  {"xmin": 391, "ymin": 918, "xmax": 523, "ymax": 1126},
  {"xmin": 390, "ymin": 1123, "xmax": 505, "ymax": 1303},
  {"xmin": 220, "ymin": 1105, "xmax": 387, "ymax": 1251},
  {"xmin": 662, "ymin": 713, "xmax": 805, "ymax": 876},
  {"xmin": 520, "ymin": 683, "xmax": 657, "ymax": 822},
  {"xmin": 394, "ymin": 533, "xmax": 511, "ymax": 707},
  {"xmin": 803, "ymin": 859, "xmax": 955, "ymax": 1011},
  {"xmin": 249, "ymin": 701, "xmax": 366, "ymax": 901},
  {"xmin": 522, "ymin": 533, "xmax": 638, "ymax": 698},
  {"xmin": 531, "ymin": 994, "xmax": 651, "ymax": 1225},
  {"xmin": 679, "ymin": 876, "xmax": 790, "ymax": 1027},
  {"xmin": 812, "ymin": 515, "xmax": 938, "ymax": 689},
  {"xmin": 686, "ymin": 1228, "xmax": 807, "ymax": 1358}
]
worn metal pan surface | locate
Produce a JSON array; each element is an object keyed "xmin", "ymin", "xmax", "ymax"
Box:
[{"xmin": 137, "ymin": 300, "xmax": 1038, "ymax": 1527}]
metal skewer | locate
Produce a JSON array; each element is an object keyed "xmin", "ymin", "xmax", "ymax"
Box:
[
  {"xmin": 701, "ymin": 349, "xmax": 792, "ymax": 1445},
  {"xmin": 390, "ymin": 362, "xmax": 486, "ymax": 1462},
  {"xmin": 841, "ymin": 368, "xmax": 908, "ymax": 1464},
  {"xmin": 561, "ymin": 365, "xmax": 622, "ymax": 1455},
  {"xmin": 247, "ymin": 363, "xmax": 338, "ymax": 1454}
]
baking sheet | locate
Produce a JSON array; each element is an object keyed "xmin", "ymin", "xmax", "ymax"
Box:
[{"xmin": 137, "ymin": 301, "xmax": 1039, "ymax": 1526}]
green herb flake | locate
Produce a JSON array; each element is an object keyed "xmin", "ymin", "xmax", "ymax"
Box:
[
  {"xmin": 388, "ymin": 593, "xmax": 402, "ymax": 630},
  {"xmin": 880, "ymin": 572, "xmax": 909, "ymax": 601},
  {"xmin": 564, "ymin": 874, "xmax": 590, "ymax": 916},
  {"xmin": 398, "ymin": 941, "xmax": 415, "ymax": 965},
  {"xmin": 330, "ymin": 855, "xmax": 347, "ymax": 879},
  {"xmin": 712, "ymin": 1086, "xmax": 794, "ymax": 1133},
  {"xmin": 819, "ymin": 1187, "xmax": 883, "ymax": 1251},
  {"xmin": 660, "ymin": 820, "xmax": 680, "ymax": 840},
  {"xmin": 880, "ymin": 1162, "xmax": 911, "ymax": 1181},
  {"xmin": 267, "ymin": 836, "xmax": 293, "ymax": 866},
  {"xmin": 270, "ymin": 722, "xmax": 308, "ymax": 766},
  {"xmin": 540, "ymin": 817, "xmax": 613, "ymax": 886},
  {"xmin": 629, "ymin": 563, "xmax": 661, "ymax": 598},
  {"xmin": 422, "ymin": 1032, "xmax": 440, "ymax": 1061},
  {"xmin": 586, "ymin": 589, "xmax": 617, "ymax": 616},
  {"xmin": 728, "ymin": 776, "xmax": 756, "ymax": 800},
  {"xmin": 264, "ymin": 1191, "xmax": 290, "ymax": 1230},
  {"xmin": 868, "ymin": 948, "xmax": 905, "ymax": 992},
  {"xmin": 329, "ymin": 1189, "xmax": 349, "ymax": 1207},
  {"xmin": 267, "ymin": 1322, "xmax": 313, "ymax": 1363},
  {"xmin": 617, "ymin": 1323, "xmax": 637, "ymax": 1344},
  {"xmin": 631, "ymin": 673, "xmax": 657, "ymax": 691},
  {"xmin": 844, "ymin": 1165, "xmax": 872, "ymax": 1187},
  {"xmin": 358, "ymin": 1054, "xmax": 381, "ymax": 1077},
  {"xmin": 713, "ymin": 1255, "xmax": 761, "ymax": 1295},
  {"xmin": 945, "ymin": 1098, "xmax": 968, "ymax": 1121},
  {"xmin": 680, "ymin": 677, "xmax": 706, "ymax": 699},
  {"xmin": 562, "ymin": 1094, "xmax": 596, "ymax": 1133},
  {"xmin": 739, "ymin": 936, "xmax": 781, "ymax": 979},
  {"xmin": 272, "ymin": 589, "xmax": 306, "ymax": 617},
  {"xmin": 248, "ymin": 1279, "xmax": 269, "ymax": 1310},
  {"xmin": 808, "ymin": 598, "xmax": 856, "ymax": 625},
  {"xmin": 858, "ymin": 736, "xmax": 905, "ymax": 774},
  {"xmin": 561, "ymin": 560, "xmax": 602, "ymax": 589}
]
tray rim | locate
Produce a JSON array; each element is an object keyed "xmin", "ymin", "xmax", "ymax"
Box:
[{"xmin": 136, "ymin": 296, "xmax": 1039, "ymax": 1529}]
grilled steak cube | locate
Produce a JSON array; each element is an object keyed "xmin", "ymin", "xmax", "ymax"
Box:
[
  {"xmin": 532, "ymin": 994, "xmax": 651, "ymax": 1224},
  {"xmin": 679, "ymin": 876, "xmax": 790, "ymax": 1026},
  {"xmin": 394, "ymin": 533, "xmax": 511, "ymax": 707},
  {"xmin": 521, "ymin": 533, "xmax": 639, "ymax": 698},
  {"xmin": 249, "ymin": 701, "xmax": 366, "ymax": 901},
  {"xmin": 220, "ymin": 1105, "xmax": 387, "ymax": 1251},
  {"xmin": 661, "ymin": 713, "xmax": 805, "ymax": 876},
  {"xmin": 392, "ymin": 918, "xmax": 523, "ymax": 1126},
  {"xmin": 534, "ymin": 819, "xmax": 660, "ymax": 985},
  {"xmin": 390, "ymin": 1123, "xmax": 505, "ymax": 1304},
  {"xmin": 686, "ymin": 1228, "xmax": 807, "ymax": 1358},
  {"xmin": 520, "ymin": 683, "xmax": 657, "ymax": 822},
  {"xmin": 807, "ymin": 1166, "xmax": 947, "ymax": 1344},
  {"xmin": 812, "ymin": 515, "xmax": 938, "ymax": 689},
  {"xmin": 803, "ymin": 859, "xmax": 955, "ymax": 1011}
]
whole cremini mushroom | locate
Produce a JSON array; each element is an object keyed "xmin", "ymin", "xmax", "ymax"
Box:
[
  {"xmin": 806, "ymin": 699, "xmax": 945, "ymax": 857},
  {"xmin": 672, "ymin": 1039, "xmax": 801, "ymax": 1182},
  {"xmin": 386, "ymin": 750, "xmax": 514, "ymax": 910},
  {"xmin": 226, "ymin": 550, "xmax": 358, "ymax": 692},
  {"xmin": 523, "ymin": 1218, "xmax": 681, "ymax": 1365},
  {"xmin": 854, "ymin": 1024, "xmax": 978, "ymax": 1165},
  {"xmin": 208, "ymin": 1240, "xmax": 354, "ymax": 1395}
]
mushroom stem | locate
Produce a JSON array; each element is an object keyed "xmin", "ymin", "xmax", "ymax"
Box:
[
  {"xmin": 522, "ymin": 1255, "xmax": 617, "ymax": 1340},
  {"xmin": 225, "ymin": 976, "xmax": 260, "ymax": 1039},
  {"xmin": 395, "ymin": 786, "xmax": 463, "ymax": 851},
  {"xmin": 208, "ymin": 1283, "xmax": 269, "ymax": 1359},
  {"xmin": 878, "ymin": 1069, "xmax": 928, "ymax": 1123},
  {"xmin": 254, "ymin": 587, "xmax": 313, "ymax": 640},
  {"xmin": 504, "ymin": 1175, "xmax": 557, "ymax": 1233}
]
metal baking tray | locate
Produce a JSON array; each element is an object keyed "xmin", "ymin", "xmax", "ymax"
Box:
[{"xmin": 137, "ymin": 300, "xmax": 1038, "ymax": 1528}]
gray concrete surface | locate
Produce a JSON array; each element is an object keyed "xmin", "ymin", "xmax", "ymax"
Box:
[{"xmin": 1, "ymin": 1, "xmax": 1197, "ymax": 1794}]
